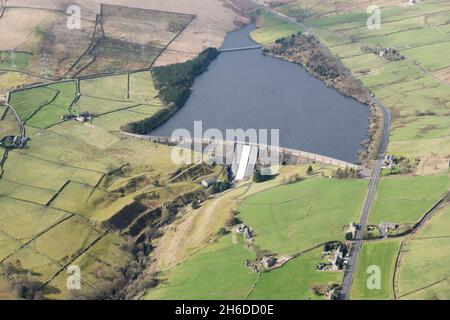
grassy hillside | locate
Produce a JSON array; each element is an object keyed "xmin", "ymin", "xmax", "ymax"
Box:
[
  {"xmin": 144, "ymin": 234, "xmax": 258, "ymax": 300},
  {"xmin": 0, "ymin": 71, "xmax": 202, "ymax": 299},
  {"xmin": 144, "ymin": 176, "xmax": 367, "ymax": 300}
]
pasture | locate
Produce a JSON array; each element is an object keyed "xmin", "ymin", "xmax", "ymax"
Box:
[
  {"xmin": 249, "ymin": 248, "xmax": 342, "ymax": 300},
  {"xmin": 370, "ymin": 175, "xmax": 450, "ymax": 224},
  {"xmin": 390, "ymin": 116, "xmax": 450, "ymax": 142},
  {"xmin": 8, "ymin": 86, "xmax": 58, "ymax": 122},
  {"xmin": 0, "ymin": 51, "xmax": 31, "ymax": 72},
  {"xmin": 397, "ymin": 205, "xmax": 450, "ymax": 299},
  {"xmin": 0, "ymin": 196, "xmax": 70, "ymax": 242},
  {"xmin": 144, "ymin": 234, "xmax": 258, "ymax": 300},
  {"xmin": 25, "ymin": 81, "xmax": 77, "ymax": 128},
  {"xmin": 238, "ymin": 178, "xmax": 368, "ymax": 255},
  {"xmin": 0, "ymin": 70, "xmax": 185, "ymax": 298},
  {"xmin": 80, "ymin": 74, "xmax": 128, "ymax": 101},
  {"xmin": 402, "ymin": 41, "xmax": 450, "ymax": 71},
  {"xmin": 350, "ymin": 240, "xmax": 400, "ymax": 300},
  {"xmin": 250, "ymin": 11, "xmax": 303, "ymax": 45},
  {"xmin": 78, "ymin": 37, "xmax": 161, "ymax": 76}
]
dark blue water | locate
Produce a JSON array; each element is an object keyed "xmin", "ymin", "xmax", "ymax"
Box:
[{"xmin": 151, "ymin": 24, "xmax": 369, "ymax": 163}]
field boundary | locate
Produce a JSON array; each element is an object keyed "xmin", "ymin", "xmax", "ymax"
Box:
[
  {"xmin": 244, "ymin": 272, "xmax": 261, "ymax": 299},
  {"xmin": 149, "ymin": 14, "xmax": 196, "ymax": 69},
  {"xmin": 43, "ymin": 231, "xmax": 107, "ymax": 288},
  {"xmin": 397, "ymin": 278, "xmax": 448, "ymax": 299},
  {"xmin": 0, "ymin": 214, "xmax": 73, "ymax": 265},
  {"xmin": 391, "ymin": 200, "xmax": 449, "ymax": 299},
  {"xmin": 45, "ymin": 180, "xmax": 71, "ymax": 207},
  {"xmin": 392, "ymin": 240, "xmax": 405, "ymax": 300},
  {"xmin": 0, "ymin": 2, "xmax": 7, "ymax": 18},
  {"xmin": 0, "ymin": 149, "xmax": 9, "ymax": 179},
  {"xmin": 23, "ymin": 90, "xmax": 60, "ymax": 125}
]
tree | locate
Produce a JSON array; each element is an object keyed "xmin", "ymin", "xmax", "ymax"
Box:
[
  {"xmin": 335, "ymin": 168, "xmax": 350, "ymax": 179},
  {"xmin": 10, "ymin": 277, "xmax": 45, "ymax": 300},
  {"xmin": 225, "ymin": 209, "xmax": 239, "ymax": 227},
  {"xmin": 122, "ymin": 48, "xmax": 219, "ymax": 134},
  {"xmin": 253, "ymin": 168, "xmax": 274, "ymax": 183},
  {"xmin": 191, "ymin": 199, "xmax": 200, "ymax": 209}
]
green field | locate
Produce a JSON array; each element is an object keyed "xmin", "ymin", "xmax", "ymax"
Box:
[
  {"xmin": 143, "ymin": 176, "xmax": 367, "ymax": 300},
  {"xmin": 144, "ymin": 234, "xmax": 258, "ymax": 300},
  {"xmin": 238, "ymin": 178, "xmax": 368, "ymax": 255},
  {"xmin": 0, "ymin": 196, "xmax": 70, "ymax": 242},
  {"xmin": 370, "ymin": 175, "xmax": 450, "ymax": 224},
  {"xmin": 397, "ymin": 205, "xmax": 450, "ymax": 299},
  {"xmin": 8, "ymin": 86, "xmax": 58, "ymax": 121},
  {"xmin": 129, "ymin": 71, "xmax": 160, "ymax": 103},
  {"xmin": 49, "ymin": 122, "xmax": 120, "ymax": 150},
  {"xmin": 350, "ymin": 240, "xmax": 401, "ymax": 300},
  {"xmin": 75, "ymin": 95, "xmax": 139, "ymax": 115},
  {"xmin": 0, "ymin": 51, "xmax": 32, "ymax": 72},
  {"xmin": 80, "ymin": 75, "xmax": 129, "ymax": 101},
  {"xmin": 26, "ymin": 81, "xmax": 77, "ymax": 128},
  {"xmin": 402, "ymin": 41, "xmax": 450, "ymax": 71},
  {"xmin": 145, "ymin": 235, "xmax": 341, "ymax": 301},
  {"xmin": 250, "ymin": 11, "xmax": 303, "ymax": 45},
  {"xmin": 390, "ymin": 116, "xmax": 450, "ymax": 141},
  {"xmin": 249, "ymin": 248, "xmax": 342, "ymax": 300}
]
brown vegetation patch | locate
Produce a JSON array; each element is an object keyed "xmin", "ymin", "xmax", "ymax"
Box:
[
  {"xmin": 432, "ymin": 67, "xmax": 450, "ymax": 85},
  {"xmin": 0, "ymin": 7, "xmax": 95, "ymax": 79},
  {"xmin": 7, "ymin": 0, "xmax": 247, "ymax": 66},
  {"xmin": 101, "ymin": 4, "xmax": 194, "ymax": 46}
]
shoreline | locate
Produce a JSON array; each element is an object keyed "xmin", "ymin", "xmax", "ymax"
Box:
[{"xmin": 256, "ymin": 32, "xmax": 382, "ymax": 167}]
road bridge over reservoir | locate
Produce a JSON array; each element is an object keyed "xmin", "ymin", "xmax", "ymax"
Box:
[
  {"xmin": 121, "ymin": 132, "xmax": 362, "ymax": 172},
  {"xmin": 219, "ymin": 45, "xmax": 262, "ymax": 53}
]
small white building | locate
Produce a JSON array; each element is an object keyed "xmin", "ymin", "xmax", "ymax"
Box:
[{"xmin": 201, "ymin": 177, "xmax": 217, "ymax": 188}]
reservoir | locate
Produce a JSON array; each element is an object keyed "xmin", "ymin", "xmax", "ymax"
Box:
[{"xmin": 151, "ymin": 24, "xmax": 369, "ymax": 163}]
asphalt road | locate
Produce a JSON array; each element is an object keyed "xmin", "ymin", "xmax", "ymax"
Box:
[
  {"xmin": 339, "ymin": 98, "xmax": 391, "ymax": 300},
  {"xmin": 250, "ymin": 2, "xmax": 393, "ymax": 299}
]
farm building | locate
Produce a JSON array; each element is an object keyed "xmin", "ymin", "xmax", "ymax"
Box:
[{"xmin": 0, "ymin": 135, "xmax": 27, "ymax": 149}]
